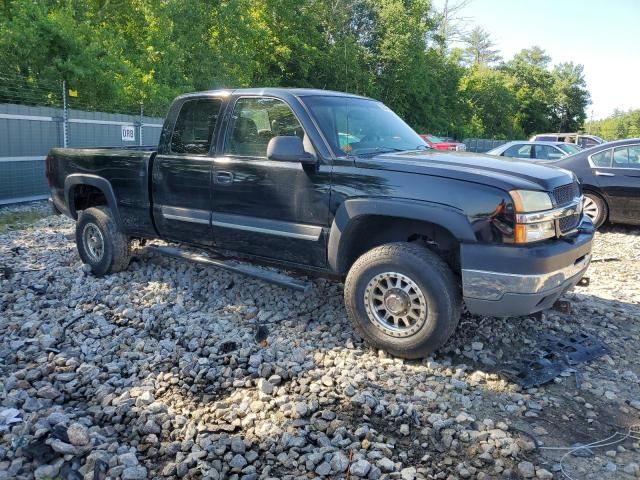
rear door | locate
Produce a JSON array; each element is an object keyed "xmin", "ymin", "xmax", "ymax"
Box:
[
  {"xmin": 209, "ymin": 95, "xmax": 330, "ymax": 267},
  {"xmin": 533, "ymin": 144, "xmax": 564, "ymax": 161},
  {"xmin": 152, "ymin": 96, "xmax": 224, "ymax": 245},
  {"xmin": 501, "ymin": 143, "xmax": 533, "ymax": 159}
]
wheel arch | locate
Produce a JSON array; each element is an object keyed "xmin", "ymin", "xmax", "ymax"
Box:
[
  {"xmin": 64, "ymin": 174, "xmax": 122, "ymax": 228},
  {"xmin": 328, "ymin": 198, "xmax": 476, "ymax": 275}
]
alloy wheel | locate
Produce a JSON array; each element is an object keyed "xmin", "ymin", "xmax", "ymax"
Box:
[{"xmin": 364, "ymin": 271, "xmax": 428, "ymax": 338}]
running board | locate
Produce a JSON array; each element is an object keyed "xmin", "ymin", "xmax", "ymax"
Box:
[{"xmin": 146, "ymin": 245, "xmax": 311, "ymax": 292}]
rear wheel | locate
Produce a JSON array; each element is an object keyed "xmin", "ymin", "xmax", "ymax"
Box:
[
  {"xmin": 344, "ymin": 242, "xmax": 461, "ymax": 359},
  {"xmin": 76, "ymin": 206, "xmax": 130, "ymax": 275},
  {"xmin": 582, "ymin": 192, "xmax": 607, "ymax": 228}
]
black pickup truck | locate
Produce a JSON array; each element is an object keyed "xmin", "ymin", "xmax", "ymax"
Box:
[{"xmin": 47, "ymin": 88, "xmax": 594, "ymax": 358}]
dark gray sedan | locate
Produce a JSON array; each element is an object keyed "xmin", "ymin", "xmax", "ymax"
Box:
[{"xmin": 487, "ymin": 141, "xmax": 582, "ymax": 161}]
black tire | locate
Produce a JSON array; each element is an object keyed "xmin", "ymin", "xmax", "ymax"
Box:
[
  {"xmin": 583, "ymin": 192, "xmax": 608, "ymax": 228},
  {"xmin": 76, "ymin": 206, "xmax": 130, "ymax": 275},
  {"xmin": 344, "ymin": 242, "xmax": 461, "ymax": 359}
]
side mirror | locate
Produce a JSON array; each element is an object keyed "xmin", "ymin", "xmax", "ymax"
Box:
[{"xmin": 267, "ymin": 136, "xmax": 316, "ymax": 164}]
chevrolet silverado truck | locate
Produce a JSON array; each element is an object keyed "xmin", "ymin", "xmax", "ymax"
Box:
[{"xmin": 46, "ymin": 88, "xmax": 594, "ymax": 359}]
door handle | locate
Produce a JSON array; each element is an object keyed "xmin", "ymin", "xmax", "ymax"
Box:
[
  {"xmin": 214, "ymin": 171, "xmax": 234, "ymax": 185},
  {"xmin": 594, "ymin": 171, "xmax": 615, "ymax": 177}
]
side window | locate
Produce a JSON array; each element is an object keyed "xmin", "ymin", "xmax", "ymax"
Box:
[
  {"xmin": 613, "ymin": 147, "xmax": 629, "ymax": 167},
  {"xmin": 590, "ymin": 149, "xmax": 612, "ymax": 167},
  {"xmin": 581, "ymin": 137, "xmax": 599, "ymax": 148},
  {"xmin": 628, "ymin": 145, "xmax": 640, "ymax": 168},
  {"xmin": 534, "ymin": 144, "xmax": 563, "ymax": 160},
  {"xmin": 171, "ymin": 98, "xmax": 222, "ymax": 154},
  {"xmin": 536, "ymin": 136, "xmax": 556, "ymax": 142},
  {"xmin": 503, "ymin": 144, "xmax": 532, "ymax": 158},
  {"xmin": 224, "ymin": 97, "xmax": 303, "ymax": 157}
]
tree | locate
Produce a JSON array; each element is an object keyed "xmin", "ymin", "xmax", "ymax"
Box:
[
  {"xmin": 462, "ymin": 26, "xmax": 501, "ymax": 66},
  {"xmin": 459, "ymin": 65, "xmax": 522, "ymax": 138},
  {"xmin": 550, "ymin": 62, "xmax": 590, "ymax": 132}
]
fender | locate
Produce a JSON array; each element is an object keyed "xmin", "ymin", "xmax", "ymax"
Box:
[
  {"xmin": 64, "ymin": 174, "xmax": 122, "ymax": 228},
  {"xmin": 327, "ymin": 197, "xmax": 477, "ymax": 274}
]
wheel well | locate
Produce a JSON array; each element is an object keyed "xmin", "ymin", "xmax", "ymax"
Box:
[
  {"xmin": 72, "ymin": 184, "xmax": 107, "ymax": 215},
  {"xmin": 338, "ymin": 215, "xmax": 460, "ymax": 275}
]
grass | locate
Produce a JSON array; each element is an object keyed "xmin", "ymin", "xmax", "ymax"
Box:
[{"xmin": 0, "ymin": 210, "xmax": 50, "ymax": 234}]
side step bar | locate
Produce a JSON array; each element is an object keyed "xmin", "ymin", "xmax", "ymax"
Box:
[{"xmin": 146, "ymin": 245, "xmax": 311, "ymax": 292}]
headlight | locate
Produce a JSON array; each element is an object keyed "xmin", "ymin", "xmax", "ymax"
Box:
[
  {"xmin": 510, "ymin": 190, "xmax": 553, "ymax": 212},
  {"xmin": 514, "ymin": 220, "xmax": 556, "ymax": 243},
  {"xmin": 510, "ymin": 190, "xmax": 556, "ymax": 243}
]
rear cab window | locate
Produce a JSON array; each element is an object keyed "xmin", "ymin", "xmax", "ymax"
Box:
[{"xmin": 170, "ymin": 98, "xmax": 222, "ymax": 155}]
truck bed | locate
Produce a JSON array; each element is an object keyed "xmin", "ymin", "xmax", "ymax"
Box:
[{"xmin": 47, "ymin": 147, "xmax": 158, "ymax": 237}]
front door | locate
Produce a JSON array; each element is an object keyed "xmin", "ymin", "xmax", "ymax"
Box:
[
  {"xmin": 590, "ymin": 144, "xmax": 640, "ymax": 223},
  {"xmin": 210, "ymin": 96, "xmax": 330, "ymax": 267},
  {"xmin": 152, "ymin": 96, "xmax": 223, "ymax": 245}
]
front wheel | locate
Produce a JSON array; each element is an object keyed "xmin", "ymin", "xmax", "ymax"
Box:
[
  {"xmin": 582, "ymin": 192, "xmax": 608, "ymax": 228},
  {"xmin": 344, "ymin": 243, "xmax": 461, "ymax": 359},
  {"xmin": 76, "ymin": 206, "xmax": 131, "ymax": 275}
]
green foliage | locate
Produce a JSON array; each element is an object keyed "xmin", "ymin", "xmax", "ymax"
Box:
[
  {"xmin": 586, "ymin": 109, "xmax": 640, "ymax": 140},
  {"xmin": 0, "ymin": 0, "xmax": 591, "ymax": 138}
]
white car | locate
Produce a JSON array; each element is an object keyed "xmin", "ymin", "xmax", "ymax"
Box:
[{"xmin": 487, "ymin": 141, "xmax": 582, "ymax": 161}]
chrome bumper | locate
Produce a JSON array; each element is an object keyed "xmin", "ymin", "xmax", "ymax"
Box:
[{"xmin": 462, "ymin": 253, "xmax": 591, "ymax": 301}]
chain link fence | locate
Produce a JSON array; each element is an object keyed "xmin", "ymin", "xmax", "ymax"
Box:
[{"xmin": 0, "ymin": 73, "xmax": 167, "ymax": 205}]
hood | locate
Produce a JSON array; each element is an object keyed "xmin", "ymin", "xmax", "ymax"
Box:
[{"xmin": 354, "ymin": 150, "xmax": 574, "ymax": 192}]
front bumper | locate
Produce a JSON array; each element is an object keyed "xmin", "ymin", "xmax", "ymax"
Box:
[{"xmin": 461, "ymin": 219, "xmax": 594, "ymax": 317}]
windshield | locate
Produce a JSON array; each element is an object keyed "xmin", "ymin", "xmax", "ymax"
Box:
[
  {"xmin": 303, "ymin": 96, "xmax": 427, "ymax": 156},
  {"xmin": 557, "ymin": 143, "xmax": 581, "ymax": 154}
]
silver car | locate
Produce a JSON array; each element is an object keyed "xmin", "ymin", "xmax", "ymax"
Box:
[{"xmin": 486, "ymin": 141, "xmax": 582, "ymax": 161}]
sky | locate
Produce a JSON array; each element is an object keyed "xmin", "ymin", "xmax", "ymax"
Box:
[{"xmin": 444, "ymin": 0, "xmax": 640, "ymax": 119}]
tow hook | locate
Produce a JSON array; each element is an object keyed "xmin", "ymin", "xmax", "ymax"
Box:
[
  {"xmin": 552, "ymin": 299, "xmax": 572, "ymax": 314},
  {"xmin": 577, "ymin": 277, "xmax": 590, "ymax": 287}
]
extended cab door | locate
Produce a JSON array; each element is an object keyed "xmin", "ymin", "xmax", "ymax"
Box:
[
  {"xmin": 152, "ymin": 96, "xmax": 224, "ymax": 245},
  {"xmin": 210, "ymin": 95, "xmax": 330, "ymax": 267}
]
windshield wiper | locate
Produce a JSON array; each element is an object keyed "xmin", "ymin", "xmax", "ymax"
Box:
[{"xmin": 354, "ymin": 146, "xmax": 410, "ymax": 157}]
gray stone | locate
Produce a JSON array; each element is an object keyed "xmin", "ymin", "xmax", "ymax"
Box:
[
  {"xmin": 295, "ymin": 402, "xmax": 308, "ymax": 418},
  {"xmin": 231, "ymin": 438, "xmax": 246, "ymax": 454},
  {"xmin": 377, "ymin": 457, "xmax": 396, "ymax": 472},
  {"xmin": 229, "ymin": 454, "xmax": 248, "ymax": 469},
  {"xmin": 400, "ymin": 466, "xmax": 416, "ymax": 480},
  {"xmin": 34, "ymin": 463, "xmax": 61, "ymax": 480},
  {"xmin": 66, "ymin": 422, "xmax": 90, "ymax": 446},
  {"xmin": 315, "ymin": 461, "xmax": 331, "ymax": 476},
  {"xmin": 350, "ymin": 459, "xmax": 371, "ymax": 477},
  {"xmin": 518, "ymin": 461, "xmax": 535, "ymax": 478},
  {"xmin": 118, "ymin": 452, "xmax": 138, "ymax": 467},
  {"xmin": 258, "ymin": 378, "xmax": 274, "ymax": 395},
  {"xmin": 122, "ymin": 466, "xmax": 148, "ymax": 480},
  {"xmin": 49, "ymin": 438, "xmax": 78, "ymax": 455},
  {"xmin": 330, "ymin": 451, "xmax": 349, "ymax": 472}
]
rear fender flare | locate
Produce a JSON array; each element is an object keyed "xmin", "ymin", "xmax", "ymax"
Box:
[
  {"xmin": 64, "ymin": 174, "xmax": 122, "ymax": 228},
  {"xmin": 327, "ymin": 198, "xmax": 476, "ymax": 274}
]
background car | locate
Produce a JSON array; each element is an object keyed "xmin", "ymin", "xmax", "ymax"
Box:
[
  {"xmin": 552, "ymin": 138, "xmax": 640, "ymax": 227},
  {"xmin": 530, "ymin": 133, "xmax": 605, "ymax": 149},
  {"xmin": 420, "ymin": 134, "xmax": 466, "ymax": 151},
  {"xmin": 486, "ymin": 141, "xmax": 581, "ymax": 160}
]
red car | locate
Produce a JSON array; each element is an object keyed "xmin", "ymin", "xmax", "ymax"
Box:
[{"xmin": 420, "ymin": 134, "xmax": 466, "ymax": 151}]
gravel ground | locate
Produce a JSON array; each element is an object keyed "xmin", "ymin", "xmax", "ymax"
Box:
[{"xmin": 1, "ymin": 201, "xmax": 639, "ymax": 480}]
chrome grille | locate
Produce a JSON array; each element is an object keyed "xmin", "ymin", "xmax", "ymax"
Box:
[
  {"xmin": 559, "ymin": 214, "xmax": 580, "ymax": 233},
  {"xmin": 553, "ymin": 183, "xmax": 580, "ymax": 206}
]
